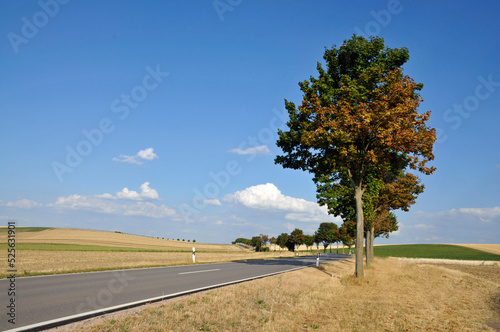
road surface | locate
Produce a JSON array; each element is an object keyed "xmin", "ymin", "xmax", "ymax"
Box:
[{"xmin": 1, "ymin": 253, "xmax": 349, "ymax": 331}]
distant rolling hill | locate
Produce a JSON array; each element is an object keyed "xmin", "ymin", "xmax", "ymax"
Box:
[{"xmin": 0, "ymin": 227, "xmax": 248, "ymax": 252}]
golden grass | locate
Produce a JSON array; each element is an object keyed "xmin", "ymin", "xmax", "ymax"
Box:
[
  {"xmin": 69, "ymin": 257, "xmax": 500, "ymax": 332},
  {"xmin": 0, "ymin": 228, "xmax": 244, "ymax": 251},
  {"xmin": 456, "ymin": 244, "xmax": 500, "ymax": 256}
]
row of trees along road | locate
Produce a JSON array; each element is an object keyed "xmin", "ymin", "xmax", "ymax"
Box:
[
  {"xmin": 233, "ymin": 232, "xmax": 305, "ymax": 252},
  {"xmin": 233, "ymin": 222, "xmax": 355, "ymax": 254},
  {"xmin": 275, "ymin": 35, "xmax": 436, "ymax": 277}
]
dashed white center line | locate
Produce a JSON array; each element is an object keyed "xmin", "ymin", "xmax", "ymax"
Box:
[{"xmin": 178, "ymin": 269, "xmax": 221, "ymax": 275}]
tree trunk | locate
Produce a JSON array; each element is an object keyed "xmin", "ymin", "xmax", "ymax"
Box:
[
  {"xmin": 354, "ymin": 185, "xmax": 364, "ymax": 278},
  {"xmin": 370, "ymin": 227, "xmax": 374, "ymax": 262},
  {"xmin": 365, "ymin": 227, "xmax": 372, "ymax": 266}
]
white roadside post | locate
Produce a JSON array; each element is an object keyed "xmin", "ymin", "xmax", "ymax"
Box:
[
  {"xmin": 192, "ymin": 247, "xmax": 195, "ymax": 263},
  {"xmin": 316, "ymin": 249, "xmax": 320, "ymax": 267}
]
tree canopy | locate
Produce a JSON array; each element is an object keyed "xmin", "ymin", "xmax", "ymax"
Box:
[
  {"xmin": 288, "ymin": 228, "xmax": 305, "ymax": 251},
  {"xmin": 316, "ymin": 222, "xmax": 339, "ymax": 253},
  {"xmin": 276, "ymin": 233, "xmax": 289, "ymax": 251},
  {"xmin": 275, "ymin": 35, "xmax": 436, "ymax": 277}
]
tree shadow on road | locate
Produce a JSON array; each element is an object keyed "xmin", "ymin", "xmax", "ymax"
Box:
[{"xmin": 232, "ymin": 253, "xmax": 351, "ymax": 267}]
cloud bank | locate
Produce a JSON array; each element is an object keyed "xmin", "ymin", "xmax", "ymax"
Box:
[
  {"xmin": 48, "ymin": 182, "xmax": 176, "ymax": 219},
  {"xmin": 50, "ymin": 195, "xmax": 175, "ymax": 219},
  {"xmin": 224, "ymin": 183, "xmax": 340, "ymax": 223}
]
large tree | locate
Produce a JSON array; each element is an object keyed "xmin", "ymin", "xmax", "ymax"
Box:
[
  {"xmin": 269, "ymin": 236, "xmax": 277, "ymax": 251},
  {"xmin": 275, "ymin": 35, "xmax": 436, "ymax": 277},
  {"xmin": 276, "ymin": 233, "xmax": 289, "ymax": 251},
  {"xmin": 316, "ymin": 222, "xmax": 339, "ymax": 253},
  {"xmin": 303, "ymin": 234, "xmax": 315, "ymax": 251},
  {"xmin": 288, "ymin": 228, "xmax": 305, "ymax": 252}
]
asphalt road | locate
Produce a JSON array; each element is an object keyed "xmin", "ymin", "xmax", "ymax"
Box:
[{"xmin": 1, "ymin": 253, "xmax": 349, "ymax": 331}]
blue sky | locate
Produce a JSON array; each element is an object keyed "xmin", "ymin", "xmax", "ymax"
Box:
[{"xmin": 1, "ymin": 0, "xmax": 499, "ymax": 244}]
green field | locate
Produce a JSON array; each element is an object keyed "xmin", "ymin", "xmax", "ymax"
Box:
[
  {"xmin": 0, "ymin": 226, "xmax": 52, "ymax": 233},
  {"xmin": 299, "ymin": 244, "xmax": 500, "ymax": 261},
  {"xmin": 373, "ymin": 244, "xmax": 500, "ymax": 261}
]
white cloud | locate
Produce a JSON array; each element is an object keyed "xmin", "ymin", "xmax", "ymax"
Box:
[
  {"xmin": 95, "ymin": 193, "xmax": 116, "ymax": 200},
  {"xmin": 229, "ymin": 145, "xmax": 270, "ymax": 155},
  {"xmin": 284, "ymin": 222, "xmax": 295, "ymax": 232},
  {"xmin": 47, "ymin": 182, "xmax": 176, "ymax": 219},
  {"xmin": 229, "ymin": 214, "xmax": 246, "ymax": 222},
  {"xmin": 214, "ymin": 220, "xmax": 224, "ymax": 225},
  {"xmin": 224, "ymin": 183, "xmax": 340, "ymax": 223},
  {"xmin": 116, "ymin": 182, "xmax": 159, "ymax": 200},
  {"xmin": 122, "ymin": 202, "xmax": 175, "ymax": 218},
  {"xmin": 113, "ymin": 147, "xmax": 159, "ymax": 165},
  {"xmin": 411, "ymin": 223, "xmax": 435, "ymax": 230},
  {"xmin": 285, "ymin": 212, "xmax": 330, "ymax": 223},
  {"xmin": 49, "ymin": 194, "xmax": 175, "ymax": 219},
  {"xmin": 1, "ymin": 199, "xmax": 42, "ymax": 209},
  {"xmin": 204, "ymin": 199, "xmax": 222, "ymax": 206},
  {"xmin": 456, "ymin": 207, "xmax": 500, "ymax": 222},
  {"xmin": 50, "ymin": 195, "xmax": 112, "ymax": 213},
  {"xmin": 137, "ymin": 148, "xmax": 158, "ymax": 161}
]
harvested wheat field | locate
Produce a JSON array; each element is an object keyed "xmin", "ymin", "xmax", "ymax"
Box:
[
  {"xmin": 0, "ymin": 250, "xmax": 294, "ymax": 277},
  {"xmin": 63, "ymin": 257, "xmax": 500, "ymax": 332},
  {"xmin": 0, "ymin": 228, "xmax": 244, "ymax": 251},
  {"xmin": 457, "ymin": 244, "xmax": 500, "ymax": 256},
  {"xmin": 0, "ymin": 228, "xmax": 297, "ymax": 277}
]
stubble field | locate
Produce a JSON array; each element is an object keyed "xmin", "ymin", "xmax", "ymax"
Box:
[
  {"xmin": 0, "ymin": 227, "xmax": 243, "ymax": 251},
  {"xmin": 0, "ymin": 228, "xmax": 295, "ymax": 278}
]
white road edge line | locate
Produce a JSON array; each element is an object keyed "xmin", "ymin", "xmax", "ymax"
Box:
[
  {"xmin": 15, "ymin": 261, "xmax": 235, "ymax": 279},
  {"xmin": 178, "ymin": 269, "xmax": 220, "ymax": 275},
  {"xmin": 4, "ymin": 263, "xmax": 317, "ymax": 332}
]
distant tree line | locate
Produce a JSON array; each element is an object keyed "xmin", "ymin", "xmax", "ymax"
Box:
[
  {"xmin": 157, "ymin": 238, "xmax": 196, "ymax": 242},
  {"xmin": 233, "ymin": 220, "xmax": 370, "ymax": 253}
]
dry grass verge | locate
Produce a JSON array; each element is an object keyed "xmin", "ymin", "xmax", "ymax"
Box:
[{"xmin": 69, "ymin": 257, "xmax": 499, "ymax": 331}]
